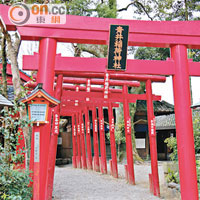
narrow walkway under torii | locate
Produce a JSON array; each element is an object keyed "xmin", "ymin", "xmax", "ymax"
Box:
[{"xmin": 52, "ymin": 163, "xmax": 179, "ymax": 200}]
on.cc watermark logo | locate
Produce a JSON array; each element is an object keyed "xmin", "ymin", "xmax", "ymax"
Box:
[{"xmin": 8, "ymin": 3, "xmax": 66, "ymax": 26}]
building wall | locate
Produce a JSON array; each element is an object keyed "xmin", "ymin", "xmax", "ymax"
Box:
[{"xmin": 134, "ymin": 112, "xmax": 176, "ymax": 160}]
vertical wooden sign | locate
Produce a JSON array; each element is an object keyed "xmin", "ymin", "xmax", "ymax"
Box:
[
  {"xmin": 107, "ymin": 25, "xmax": 129, "ymax": 70},
  {"xmin": 33, "ymin": 131, "xmax": 40, "ymax": 200}
]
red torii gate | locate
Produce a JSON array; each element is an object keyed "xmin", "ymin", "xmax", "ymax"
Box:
[
  {"xmin": 61, "ymin": 102, "xmax": 119, "ymax": 169},
  {"xmin": 26, "ymin": 45, "xmax": 199, "ymax": 199},
  {"xmin": 56, "ymin": 78, "xmax": 163, "ymax": 195},
  {"xmin": 60, "ymin": 84, "xmax": 141, "ymax": 176},
  {"xmin": 1, "ymin": 4, "xmax": 200, "ymax": 199},
  {"xmin": 46, "ymin": 80, "xmax": 141, "ymax": 199},
  {"xmin": 27, "ymin": 76, "xmax": 163, "ymax": 197},
  {"xmin": 28, "ymin": 70, "xmax": 165, "ymax": 196},
  {"xmin": 23, "ymin": 37, "xmax": 198, "ymax": 198}
]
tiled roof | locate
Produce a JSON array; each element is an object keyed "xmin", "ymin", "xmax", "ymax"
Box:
[
  {"xmin": 156, "ymin": 110, "xmax": 200, "ymax": 130},
  {"xmin": 136, "ymin": 100, "xmax": 174, "ymax": 115},
  {"xmin": 20, "ymin": 83, "xmax": 60, "ymax": 105},
  {"xmin": 156, "ymin": 114, "xmax": 176, "ymax": 130},
  {"xmin": 0, "ymin": 94, "xmax": 13, "ymax": 107}
]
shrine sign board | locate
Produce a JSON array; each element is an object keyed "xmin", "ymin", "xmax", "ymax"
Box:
[
  {"xmin": 107, "ymin": 25, "xmax": 129, "ymax": 70},
  {"xmin": 29, "ymin": 104, "xmax": 47, "ymax": 122}
]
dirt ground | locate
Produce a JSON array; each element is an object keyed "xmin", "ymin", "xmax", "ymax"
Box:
[{"xmin": 52, "ymin": 162, "xmax": 181, "ymax": 200}]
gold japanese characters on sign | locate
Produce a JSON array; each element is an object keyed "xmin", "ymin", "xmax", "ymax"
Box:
[
  {"xmin": 113, "ymin": 26, "xmax": 124, "ymax": 69},
  {"xmin": 108, "ymin": 24, "xmax": 129, "ymax": 71}
]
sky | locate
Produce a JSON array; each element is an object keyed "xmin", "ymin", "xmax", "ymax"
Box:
[{"xmin": 18, "ymin": 0, "xmax": 200, "ymax": 105}]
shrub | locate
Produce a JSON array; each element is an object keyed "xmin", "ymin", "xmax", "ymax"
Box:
[
  {"xmin": 164, "ymin": 111, "xmax": 200, "ymax": 188},
  {"xmin": 166, "ymin": 168, "xmax": 179, "ymax": 184},
  {"xmin": 0, "ymin": 102, "xmax": 33, "ymax": 200},
  {"xmin": 0, "ymin": 164, "xmax": 32, "ymax": 200}
]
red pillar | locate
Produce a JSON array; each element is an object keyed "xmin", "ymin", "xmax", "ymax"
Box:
[
  {"xmin": 37, "ymin": 38, "xmax": 56, "ymax": 94},
  {"xmin": 92, "ymin": 106, "xmax": 100, "ymax": 172},
  {"xmin": 123, "ymin": 86, "xmax": 135, "ymax": 185},
  {"xmin": 98, "ymin": 106, "xmax": 107, "ymax": 174},
  {"xmin": 75, "ymin": 114, "xmax": 79, "ymax": 167},
  {"xmin": 37, "ymin": 38, "xmax": 57, "ymax": 200},
  {"xmin": 84, "ymin": 107, "xmax": 93, "ymax": 170},
  {"xmin": 76, "ymin": 112, "xmax": 82, "ymax": 168},
  {"xmin": 146, "ymin": 79, "xmax": 160, "ymax": 197},
  {"xmin": 72, "ymin": 114, "xmax": 77, "ymax": 168},
  {"xmin": 171, "ymin": 45, "xmax": 199, "ymax": 200},
  {"xmin": 47, "ymin": 74, "xmax": 63, "ymax": 200},
  {"xmin": 80, "ymin": 111, "xmax": 87, "ymax": 169},
  {"xmin": 108, "ymin": 103, "xmax": 118, "ymax": 178}
]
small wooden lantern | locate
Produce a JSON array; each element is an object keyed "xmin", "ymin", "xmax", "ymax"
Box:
[{"xmin": 21, "ymin": 83, "xmax": 60, "ymax": 124}]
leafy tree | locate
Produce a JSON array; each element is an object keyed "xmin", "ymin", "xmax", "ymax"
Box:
[
  {"xmin": 131, "ymin": 0, "xmax": 200, "ymax": 63},
  {"xmin": 0, "ymin": 0, "xmax": 32, "ymax": 168},
  {"xmin": 164, "ymin": 136, "xmax": 178, "ymax": 161},
  {"xmin": 128, "ymin": 0, "xmax": 200, "ymax": 21},
  {"xmin": 134, "ymin": 47, "xmax": 170, "ymax": 61},
  {"xmin": 192, "ymin": 111, "xmax": 200, "ymax": 154},
  {"xmin": 65, "ymin": 0, "xmax": 117, "ymax": 18}
]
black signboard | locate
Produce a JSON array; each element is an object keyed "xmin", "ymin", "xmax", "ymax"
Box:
[{"xmin": 107, "ymin": 25, "xmax": 129, "ymax": 70}]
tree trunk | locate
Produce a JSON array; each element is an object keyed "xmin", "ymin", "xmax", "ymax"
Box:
[
  {"xmin": 5, "ymin": 33, "xmax": 22, "ymax": 99},
  {"xmin": 1, "ymin": 36, "xmax": 8, "ymax": 98},
  {"xmin": 7, "ymin": 38, "xmax": 30, "ymax": 168},
  {"xmin": 0, "ymin": 20, "xmax": 29, "ymax": 168}
]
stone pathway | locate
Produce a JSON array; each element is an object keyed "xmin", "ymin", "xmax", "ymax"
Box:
[{"xmin": 53, "ymin": 163, "xmax": 165, "ymax": 200}]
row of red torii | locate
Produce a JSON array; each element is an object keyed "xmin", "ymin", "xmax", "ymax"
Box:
[
  {"xmin": 26, "ymin": 74, "xmax": 163, "ymax": 199},
  {"xmin": 1, "ymin": 4, "xmax": 200, "ymax": 200}
]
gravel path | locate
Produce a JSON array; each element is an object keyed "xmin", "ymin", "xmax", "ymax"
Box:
[{"xmin": 53, "ymin": 163, "xmax": 163, "ymax": 200}]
